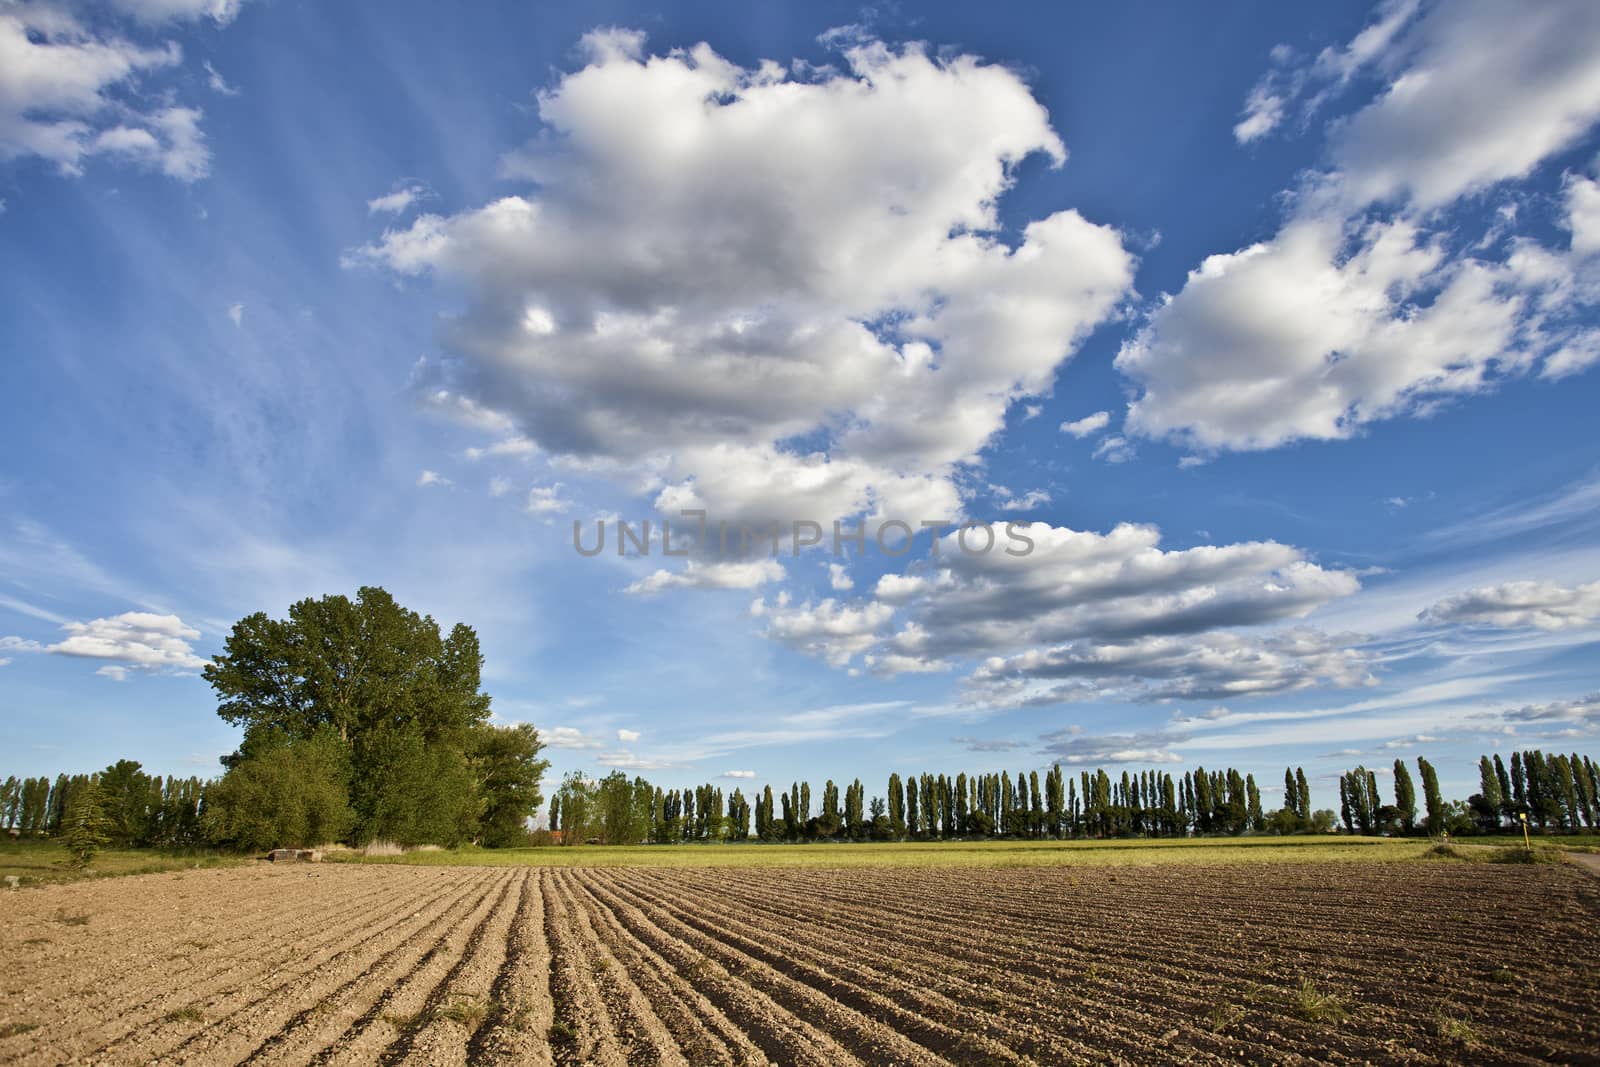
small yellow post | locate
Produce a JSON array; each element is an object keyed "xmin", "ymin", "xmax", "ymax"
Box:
[{"xmin": 1519, "ymin": 811, "xmax": 1531, "ymax": 852}]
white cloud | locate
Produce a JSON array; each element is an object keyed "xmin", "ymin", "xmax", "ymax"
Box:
[
  {"xmin": 1421, "ymin": 578, "xmax": 1600, "ymax": 631},
  {"xmin": 544, "ymin": 726, "xmax": 602, "ymax": 749},
  {"xmin": 1059, "ymin": 411, "xmax": 1110, "ymax": 438},
  {"xmin": 367, "ymin": 183, "xmax": 428, "ymax": 216},
  {"xmin": 524, "ymin": 483, "xmax": 569, "ymax": 515},
  {"xmin": 1567, "ymin": 172, "xmax": 1600, "ymax": 256},
  {"xmin": 760, "ymin": 521, "xmax": 1365, "ymax": 693},
  {"xmin": 626, "ymin": 558, "xmax": 784, "ymax": 597},
  {"xmin": 227, "ymin": 302, "xmax": 244, "ymax": 327},
  {"xmin": 416, "ymin": 469, "xmax": 451, "ymax": 488},
  {"xmin": 15, "ymin": 611, "xmax": 209, "ymax": 674},
  {"xmin": 720, "ymin": 770, "xmax": 756, "ymax": 779},
  {"xmin": 757, "ymin": 596, "xmax": 896, "ymax": 668},
  {"xmin": 349, "ymin": 31, "xmax": 1134, "ymax": 529},
  {"xmin": 1329, "ymin": 3, "xmax": 1600, "ymax": 211},
  {"xmin": 1233, "ymin": 82, "xmax": 1286, "ymax": 145},
  {"xmin": 488, "ymin": 476, "xmax": 511, "ymax": 497},
  {"xmin": 1123, "ymin": 2, "xmax": 1600, "ymax": 453},
  {"xmin": 0, "ymin": 6, "xmax": 219, "ymax": 179},
  {"xmin": 616, "ymin": 728, "xmax": 640, "ymax": 742},
  {"xmin": 827, "ymin": 562, "xmax": 854, "ymax": 591},
  {"xmin": 967, "ymin": 628, "xmax": 1374, "ymax": 706}
]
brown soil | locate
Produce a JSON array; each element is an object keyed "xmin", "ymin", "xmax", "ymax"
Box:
[{"xmin": 2, "ymin": 860, "xmax": 1597, "ymax": 1065}]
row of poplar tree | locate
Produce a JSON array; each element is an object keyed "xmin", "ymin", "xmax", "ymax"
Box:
[
  {"xmin": 553, "ymin": 764, "xmax": 1315, "ymax": 844},
  {"xmin": 547, "ymin": 753, "xmax": 1600, "ymax": 845},
  {"xmin": 1334, "ymin": 751, "xmax": 1600, "ymax": 837},
  {"xmin": 1, "ymin": 762, "xmax": 206, "ymax": 847}
]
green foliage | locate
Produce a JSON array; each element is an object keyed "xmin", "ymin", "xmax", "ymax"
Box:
[
  {"xmin": 474, "ymin": 724, "xmax": 550, "ymax": 848},
  {"xmin": 200, "ymin": 586, "xmax": 537, "ymax": 849},
  {"xmin": 61, "ymin": 780, "xmax": 111, "ymax": 869},
  {"xmin": 202, "ymin": 728, "xmax": 354, "ymax": 851},
  {"xmin": 1418, "ymin": 757, "xmax": 1446, "ymax": 836},
  {"xmin": 205, "ymin": 587, "xmax": 493, "ymax": 842},
  {"xmin": 354, "ymin": 721, "xmax": 477, "ymax": 846},
  {"xmin": 1392, "ymin": 760, "xmax": 1417, "ymax": 833}
]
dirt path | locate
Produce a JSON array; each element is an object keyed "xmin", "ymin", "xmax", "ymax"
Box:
[
  {"xmin": 1569, "ymin": 852, "xmax": 1600, "ymax": 879},
  {"xmin": 3, "ymin": 859, "xmax": 1598, "ymax": 1065}
]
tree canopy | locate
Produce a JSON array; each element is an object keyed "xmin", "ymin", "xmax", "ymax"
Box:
[{"xmin": 202, "ymin": 587, "xmax": 545, "ymax": 847}]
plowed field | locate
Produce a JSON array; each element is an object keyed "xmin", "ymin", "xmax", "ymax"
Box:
[{"xmin": 3, "ymin": 860, "xmax": 1597, "ymax": 1064}]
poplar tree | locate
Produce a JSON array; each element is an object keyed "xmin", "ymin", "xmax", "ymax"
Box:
[
  {"xmin": 1296, "ymin": 768, "xmax": 1311, "ymax": 830},
  {"xmin": 1494, "ymin": 754, "xmax": 1514, "ymax": 822},
  {"xmin": 887, "ymin": 773, "xmax": 905, "ymax": 837},
  {"xmin": 954, "ymin": 772, "xmax": 969, "ymax": 836},
  {"xmin": 1418, "ymin": 757, "xmax": 1445, "ymax": 835},
  {"xmin": 1477, "ymin": 756, "xmax": 1503, "ymax": 829},
  {"xmin": 1029, "ymin": 771, "xmax": 1043, "ymax": 838},
  {"xmin": 1392, "ymin": 760, "xmax": 1417, "ymax": 833},
  {"xmin": 1511, "ymin": 751, "xmax": 1528, "ymax": 814}
]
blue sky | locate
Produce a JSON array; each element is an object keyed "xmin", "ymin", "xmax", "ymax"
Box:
[{"xmin": 4, "ymin": 0, "xmax": 1600, "ymax": 811}]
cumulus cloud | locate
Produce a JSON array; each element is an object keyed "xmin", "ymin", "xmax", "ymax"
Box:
[
  {"xmin": 625, "ymin": 558, "xmax": 785, "ymax": 597},
  {"xmin": 756, "ymin": 521, "xmax": 1369, "ymax": 703},
  {"xmin": 227, "ymin": 302, "xmax": 244, "ymax": 327},
  {"xmin": 616, "ymin": 728, "xmax": 640, "ymax": 742},
  {"xmin": 348, "ymin": 31, "xmax": 1134, "ymax": 529},
  {"xmin": 4, "ymin": 611, "xmax": 210, "ymax": 675},
  {"xmin": 879, "ymin": 523, "xmax": 1359, "ymax": 664},
  {"xmin": 416, "ymin": 469, "xmax": 451, "ymax": 488},
  {"xmin": 0, "ymin": 4, "xmax": 227, "ymax": 179},
  {"xmin": 827, "ymin": 563, "xmax": 854, "ymax": 592},
  {"xmin": 1124, "ymin": 1, "xmax": 1600, "ymax": 453},
  {"xmin": 720, "ymin": 770, "xmax": 756, "ymax": 779},
  {"xmin": 1059, "ymin": 411, "xmax": 1110, "ymax": 438},
  {"xmin": 968, "ymin": 629, "xmax": 1373, "ymax": 706},
  {"xmin": 756, "ymin": 596, "xmax": 895, "ymax": 668},
  {"xmin": 1421, "ymin": 578, "xmax": 1600, "ymax": 631}
]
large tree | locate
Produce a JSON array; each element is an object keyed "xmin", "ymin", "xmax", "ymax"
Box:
[{"xmin": 204, "ymin": 587, "xmax": 510, "ymax": 846}]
